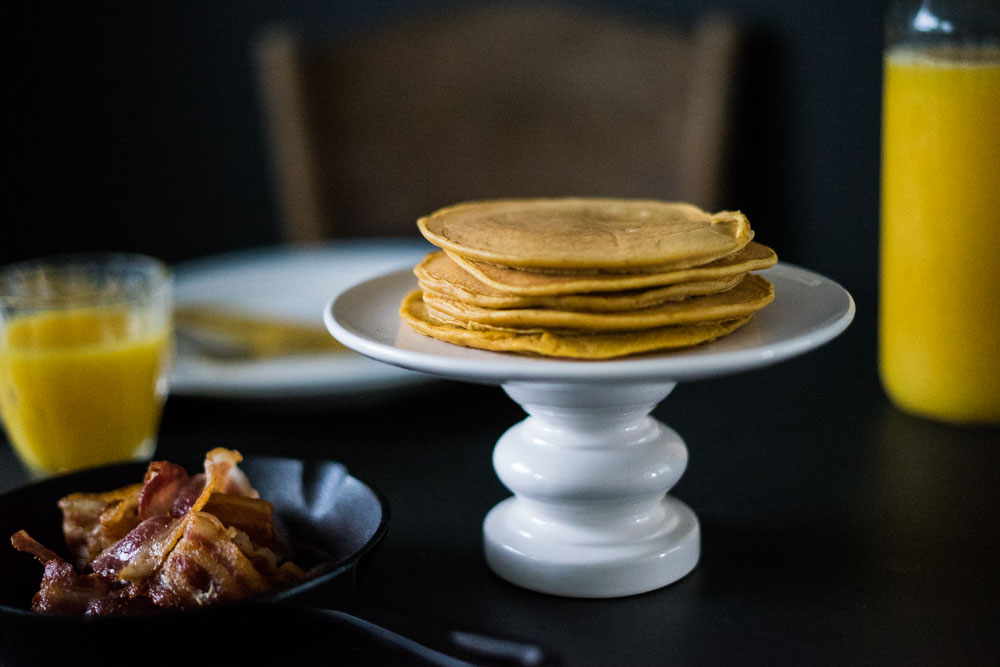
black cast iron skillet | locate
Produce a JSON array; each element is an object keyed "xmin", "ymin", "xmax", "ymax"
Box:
[{"xmin": 0, "ymin": 456, "xmax": 555, "ymax": 666}]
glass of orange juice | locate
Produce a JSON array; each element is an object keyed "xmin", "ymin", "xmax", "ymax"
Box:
[
  {"xmin": 0, "ymin": 253, "xmax": 173, "ymax": 477},
  {"xmin": 880, "ymin": 1, "xmax": 1000, "ymax": 424}
]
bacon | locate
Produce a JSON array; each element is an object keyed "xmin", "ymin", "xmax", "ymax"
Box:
[
  {"xmin": 36, "ymin": 559, "xmax": 155, "ymax": 616},
  {"xmin": 171, "ymin": 474, "xmax": 207, "ymax": 516},
  {"xmin": 80, "ymin": 584, "xmax": 155, "ymax": 616},
  {"xmin": 147, "ymin": 512, "xmax": 272, "ymax": 608},
  {"xmin": 204, "ymin": 447, "xmax": 259, "ymax": 498},
  {"xmin": 135, "ymin": 447, "xmax": 258, "ymax": 522},
  {"xmin": 90, "ymin": 516, "xmax": 174, "ymax": 581},
  {"xmin": 99, "ymin": 491, "xmax": 142, "ymax": 543},
  {"xmin": 32, "ymin": 560, "xmax": 153, "ymax": 616},
  {"xmin": 11, "ymin": 530, "xmax": 151, "ymax": 615},
  {"xmin": 33, "ymin": 559, "xmax": 116, "ymax": 615},
  {"xmin": 230, "ymin": 529, "xmax": 305, "ymax": 586},
  {"xmin": 202, "ymin": 493, "xmax": 276, "ymax": 547},
  {"xmin": 108, "ymin": 449, "xmax": 254, "ymax": 585},
  {"xmin": 137, "ymin": 461, "xmax": 189, "ymax": 520},
  {"xmin": 11, "ymin": 448, "xmax": 303, "ymax": 616},
  {"xmin": 57, "ymin": 483, "xmax": 142, "ymax": 569},
  {"xmin": 11, "ymin": 530, "xmax": 63, "ymax": 565}
]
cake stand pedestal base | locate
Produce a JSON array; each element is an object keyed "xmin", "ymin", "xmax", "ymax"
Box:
[{"xmin": 483, "ymin": 382, "xmax": 699, "ymax": 597}]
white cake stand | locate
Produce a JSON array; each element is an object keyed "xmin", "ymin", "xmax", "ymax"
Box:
[{"xmin": 325, "ymin": 263, "xmax": 854, "ymax": 598}]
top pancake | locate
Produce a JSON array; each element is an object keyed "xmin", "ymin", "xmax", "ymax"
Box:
[{"xmin": 417, "ymin": 198, "xmax": 753, "ymax": 271}]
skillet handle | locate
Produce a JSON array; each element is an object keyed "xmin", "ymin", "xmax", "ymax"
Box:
[{"xmin": 308, "ymin": 607, "xmax": 560, "ymax": 666}]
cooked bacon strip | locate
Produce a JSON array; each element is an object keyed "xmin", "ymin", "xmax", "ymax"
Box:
[
  {"xmin": 115, "ymin": 448, "xmax": 252, "ymax": 584},
  {"xmin": 230, "ymin": 529, "xmax": 305, "ymax": 586},
  {"xmin": 32, "ymin": 560, "xmax": 153, "ymax": 616},
  {"xmin": 11, "ymin": 530, "xmax": 151, "ymax": 615},
  {"xmin": 36, "ymin": 559, "xmax": 153, "ymax": 616},
  {"xmin": 99, "ymin": 494, "xmax": 142, "ymax": 544},
  {"xmin": 171, "ymin": 474, "xmax": 207, "ymax": 516},
  {"xmin": 202, "ymin": 492, "xmax": 276, "ymax": 547},
  {"xmin": 11, "ymin": 530, "xmax": 63, "ymax": 564},
  {"xmin": 77, "ymin": 581, "xmax": 155, "ymax": 616},
  {"xmin": 135, "ymin": 448, "xmax": 257, "ymax": 522},
  {"xmin": 137, "ymin": 461, "xmax": 189, "ymax": 520},
  {"xmin": 57, "ymin": 483, "xmax": 141, "ymax": 569},
  {"xmin": 33, "ymin": 560, "xmax": 117, "ymax": 615},
  {"xmin": 204, "ymin": 447, "xmax": 259, "ymax": 498},
  {"xmin": 147, "ymin": 512, "xmax": 272, "ymax": 608},
  {"xmin": 90, "ymin": 516, "xmax": 174, "ymax": 581}
]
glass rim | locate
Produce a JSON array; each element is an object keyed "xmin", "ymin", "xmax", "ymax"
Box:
[{"xmin": 0, "ymin": 252, "xmax": 172, "ymax": 309}]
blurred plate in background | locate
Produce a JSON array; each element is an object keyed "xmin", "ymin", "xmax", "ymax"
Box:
[{"xmin": 171, "ymin": 239, "xmax": 432, "ymax": 400}]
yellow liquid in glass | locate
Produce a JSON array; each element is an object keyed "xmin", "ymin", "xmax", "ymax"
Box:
[
  {"xmin": 0, "ymin": 306, "xmax": 171, "ymax": 475},
  {"xmin": 880, "ymin": 46, "xmax": 1000, "ymax": 423}
]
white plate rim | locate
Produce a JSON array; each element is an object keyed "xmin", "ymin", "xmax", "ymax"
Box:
[{"xmin": 169, "ymin": 239, "xmax": 433, "ymax": 399}]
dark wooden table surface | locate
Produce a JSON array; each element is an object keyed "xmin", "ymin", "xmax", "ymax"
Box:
[{"xmin": 1, "ymin": 307, "xmax": 997, "ymax": 665}]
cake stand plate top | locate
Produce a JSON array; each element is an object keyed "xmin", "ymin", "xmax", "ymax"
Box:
[{"xmin": 325, "ymin": 262, "xmax": 855, "ymax": 385}]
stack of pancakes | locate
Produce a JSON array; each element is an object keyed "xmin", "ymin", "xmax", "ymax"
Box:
[{"xmin": 400, "ymin": 198, "xmax": 777, "ymax": 359}]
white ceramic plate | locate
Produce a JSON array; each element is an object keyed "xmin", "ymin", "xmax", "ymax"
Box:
[
  {"xmin": 171, "ymin": 239, "xmax": 434, "ymax": 399},
  {"xmin": 326, "ymin": 263, "xmax": 855, "ymax": 385}
]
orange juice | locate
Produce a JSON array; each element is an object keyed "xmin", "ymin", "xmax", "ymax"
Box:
[
  {"xmin": 880, "ymin": 46, "xmax": 1000, "ymax": 423},
  {"xmin": 0, "ymin": 306, "xmax": 171, "ymax": 475}
]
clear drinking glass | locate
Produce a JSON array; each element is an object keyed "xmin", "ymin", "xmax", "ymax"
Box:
[
  {"xmin": 879, "ymin": 0, "xmax": 1000, "ymax": 423},
  {"xmin": 0, "ymin": 253, "xmax": 173, "ymax": 477}
]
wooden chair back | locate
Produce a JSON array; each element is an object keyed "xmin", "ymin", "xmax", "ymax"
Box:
[{"xmin": 254, "ymin": 3, "xmax": 742, "ymax": 240}]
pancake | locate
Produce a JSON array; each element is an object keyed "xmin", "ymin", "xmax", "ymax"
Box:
[
  {"xmin": 414, "ymin": 251, "xmax": 744, "ymax": 312},
  {"xmin": 400, "ymin": 290, "xmax": 753, "ymax": 359},
  {"xmin": 418, "ymin": 198, "xmax": 753, "ymax": 271},
  {"xmin": 421, "ymin": 274, "xmax": 774, "ymax": 332},
  {"xmin": 402, "ymin": 198, "xmax": 777, "ymax": 359},
  {"xmin": 448, "ymin": 242, "xmax": 777, "ymax": 296}
]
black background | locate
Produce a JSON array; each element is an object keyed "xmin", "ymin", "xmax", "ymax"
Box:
[{"xmin": 5, "ymin": 0, "xmax": 887, "ymax": 312}]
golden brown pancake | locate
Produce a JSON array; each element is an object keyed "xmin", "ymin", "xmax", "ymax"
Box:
[
  {"xmin": 418, "ymin": 198, "xmax": 753, "ymax": 271},
  {"xmin": 447, "ymin": 242, "xmax": 777, "ymax": 296},
  {"xmin": 400, "ymin": 290, "xmax": 753, "ymax": 359},
  {"xmin": 421, "ymin": 274, "xmax": 774, "ymax": 332},
  {"xmin": 402, "ymin": 198, "xmax": 777, "ymax": 359},
  {"xmin": 414, "ymin": 251, "xmax": 744, "ymax": 312}
]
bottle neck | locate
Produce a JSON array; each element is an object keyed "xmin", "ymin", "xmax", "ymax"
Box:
[{"xmin": 886, "ymin": 0, "xmax": 999, "ymax": 50}]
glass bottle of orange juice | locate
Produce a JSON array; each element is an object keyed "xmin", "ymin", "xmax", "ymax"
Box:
[{"xmin": 880, "ymin": 1, "xmax": 1000, "ymax": 424}]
